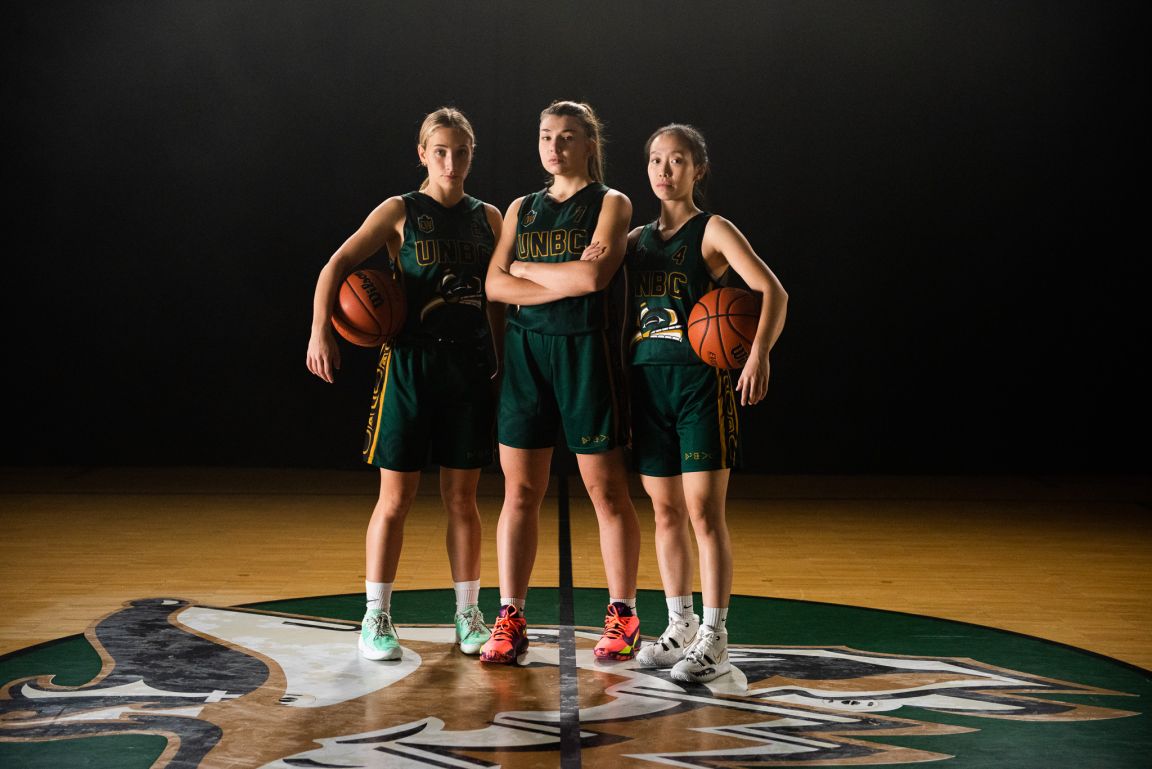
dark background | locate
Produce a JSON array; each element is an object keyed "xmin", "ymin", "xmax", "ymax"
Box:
[{"xmin": 5, "ymin": 1, "xmax": 1148, "ymax": 475}]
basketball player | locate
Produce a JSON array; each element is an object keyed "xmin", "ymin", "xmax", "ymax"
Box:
[
  {"xmin": 306, "ymin": 107, "xmax": 503, "ymax": 661},
  {"xmin": 621, "ymin": 124, "xmax": 787, "ymax": 682},
  {"xmin": 478, "ymin": 101, "xmax": 642, "ymax": 665}
]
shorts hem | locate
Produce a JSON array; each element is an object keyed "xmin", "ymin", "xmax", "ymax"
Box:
[
  {"xmin": 568, "ymin": 443, "xmax": 621, "ymax": 455},
  {"xmin": 366, "ymin": 458, "xmax": 492, "ymax": 472},
  {"xmin": 636, "ymin": 467, "xmax": 681, "ymax": 477},
  {"xmin": 437, "ymin": 459, "xmax": 493, "ymax": 470},
  {"xmin": 637, "ymin": 463, "xmax": 733, "ymax": 477},
  {"xmin": 364, "ymin": 458, "xmax": 425, "ymax": 473},
  {"xmin": 498, "ymin": 439, "xmax": 558, "ymax": 451}
]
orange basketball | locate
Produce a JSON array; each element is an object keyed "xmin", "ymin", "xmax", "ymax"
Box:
[
  {"xmin": 331, "ymin": 269, "xmax": 406, "ymax": 347},
  {"xmin": 687, "ymin": 287, "xmax": 760, "ymax": 369}
]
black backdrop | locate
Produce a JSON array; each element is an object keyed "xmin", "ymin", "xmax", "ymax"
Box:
[{"xmin": 6, "ymin": 1, "xmax": 1148, "ymax": 474}]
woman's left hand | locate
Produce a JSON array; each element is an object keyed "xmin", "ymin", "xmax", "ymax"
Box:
[{"xmin": 735, "ymin": 349, "xmax": 770, "ymax": 406}]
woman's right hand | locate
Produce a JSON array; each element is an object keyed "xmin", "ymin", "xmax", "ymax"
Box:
[
  {"xmin": 580, "ymin": 240, "xmax": 606, "ymax": 261},
  {"xmin": 306, "ymin": 327, "xmax": 341, "ymax": 383}
]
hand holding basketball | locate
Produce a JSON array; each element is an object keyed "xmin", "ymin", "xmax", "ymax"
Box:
[{"xmin": 331, "ymin": 269, "xmax": 407, "ymax": 347}]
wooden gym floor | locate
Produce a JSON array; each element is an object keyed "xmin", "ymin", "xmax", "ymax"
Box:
[{"xmin": 0, "ymin": 466, "xmax": 1149, "ymax": 671}]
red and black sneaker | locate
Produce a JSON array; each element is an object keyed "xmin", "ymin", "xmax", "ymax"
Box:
[
  {"xmin": 594, "ymin": 601, "xmax": 641, "ymax": 660},
  {"xmin": 479, "ymin": 604, "xmax": 529, "ymax": 665}
]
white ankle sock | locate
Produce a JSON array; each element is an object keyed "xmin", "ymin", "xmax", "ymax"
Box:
[
  {"xmin": 667, "ymin": 595, "xmax": 695, "ymax": 620},
  {"xmin": 611, "ymin": 596, "xmax": 637, "ymax": 611},
  {"xmin": 703, "ymin": 606, "xmax": 728, "ymax": 634},
  {"xmin": 366, "ymin": 581, "xmax": 393, "ymax": 613},
  {"xmin": 454, "ymin": 580, "xmax": 480, "ymax": 611}
]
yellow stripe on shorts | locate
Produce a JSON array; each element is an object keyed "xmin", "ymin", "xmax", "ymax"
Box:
[
  {"xmin": 365, "ymin": 344, "xmax": 394, "ymax": 461},
  {"xmin": 715, "ymin": 367, "xmax": 738, "ymax": 469}
]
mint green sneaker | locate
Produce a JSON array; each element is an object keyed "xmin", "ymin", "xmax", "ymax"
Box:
[
  {"xmin": 454, "ymin": 605, "xmax": 491, "ymax": 655},
  {"xmin": 359, "ymin": 609, "xmax": 401, "ymax": 660}
]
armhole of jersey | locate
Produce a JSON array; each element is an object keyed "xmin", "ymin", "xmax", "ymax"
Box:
[{"xmin": 392, "ymin": 194, "xmax": 416, "ymax": 274}]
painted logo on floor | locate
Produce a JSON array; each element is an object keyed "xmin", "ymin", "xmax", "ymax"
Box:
[{"xmin": 0, "ymin": 596, "xmax": 1143, "ymax": 768}]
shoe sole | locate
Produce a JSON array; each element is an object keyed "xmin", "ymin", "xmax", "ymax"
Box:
[
  {"xmin": 594, "ymin": 646, "xmax": 639, "ymax": 661},
  {"xmin": 480, "ymin": 644, "xmax": 529, "ymax": 665},
  {"xmin": 636, "ymin": 650, "xmax": 685, "ymax": 667},
  {"xmin": 671, "ymin": 661, "xmax": 731, "ymax": 683},
  {"xmin": 636, "ymin": 630, "xmax": 697, "ymax": 667},
  {"xmin": 359, "ymin": 637, "xmax": 401, "ymax": 661},
  {"xmin": 479, "ymin": 654, "xmax": 529, "ymax": 665},
  {"xmin": 594, "ymin": 632, "xmax": 641, "ymax": 661},
  {"xmin": 458, "ymin": 639, "xmax": 486, "ymax": 655}
]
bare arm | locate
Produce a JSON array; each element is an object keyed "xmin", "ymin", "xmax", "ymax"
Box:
[
  {"xmin": 508, "ymin": 191, "xmax": 633, "ymax": 296},
  {"xmin": 484, "ymin": 197, "xmax": 570, "ymax": 306},
  {"xmin": 702, "ymin": 216, "xmax": 789, "ymax": 406},
  {"xmin": 305, "ymin": 196, "xmax": 405, "ymax": 383}
]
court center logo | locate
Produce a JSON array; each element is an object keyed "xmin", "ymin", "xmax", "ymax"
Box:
[{"xmin": 0, "ymin": 597, "xmax": 1142, "ymax": 768}]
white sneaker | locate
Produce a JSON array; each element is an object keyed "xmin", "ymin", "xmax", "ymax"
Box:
[
  {"xmin": 636, "ymin": 613, "xmax": 700, "ymax": 667},
  {"xmin": 670, "ymin": 626, "xmax": 730, "ymax": 683}
]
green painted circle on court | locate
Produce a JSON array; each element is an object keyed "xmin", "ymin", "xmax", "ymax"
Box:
[{"xmin": 1, "ymin": 589, "xmax": 1148, "ymax": 768}]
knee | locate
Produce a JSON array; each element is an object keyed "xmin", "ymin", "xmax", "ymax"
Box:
[
  {"xmin": 583, "ymin": 475, "xmax": 632, "ymax": 514},
  {"xmin": 652, "ymin": 501, "xmax": 688, "ymax": 531},
  {"xmin": 589, "ymin": 490, "xmax": 634, "ymax": 522},
  {"xmin": 503, "ymin": 480, "xmax": 546, "ymax": 516},
  {"xmin": 442, "ymin": 489, "xmax": 478, "ymax": 519},
  {"xmin": 374, "ymin": 480, "xmax": 420, "ymax": 518},
  {"xmin": 688, "ymin": 508, "xmax": 726, "ymax": 540},
  {"xmin": 372, "ymin": 497, "xmax": 412, "ymax": 526}
]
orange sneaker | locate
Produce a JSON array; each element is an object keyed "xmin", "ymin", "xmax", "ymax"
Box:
[
  {"xmin": 594, "ymin": 602, "xmax": 641, "ymax": 660},
  {"xmin": 479, "ymin": 604, "xmax": 529, "ymax": 665}
]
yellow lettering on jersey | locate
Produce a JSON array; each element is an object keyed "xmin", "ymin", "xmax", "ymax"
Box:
[
  {"xmin": 635, "ymin": 271, "xmax": 688, "ymax": 298},
  {"xmin": 550, "ymin": 230, "xmax": 567, "ymax": 255},
  {"xmin": 516, "ymin": 229, "xmax": 589, "ymax": 260},
  {"xmin": 414, "ymin": 240, "xmax": 488, "ymax": 266}
]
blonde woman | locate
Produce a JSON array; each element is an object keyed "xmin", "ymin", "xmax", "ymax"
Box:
[{"xmin": 306, "ymin": 107, "xmax": 503, "ymax": 660}]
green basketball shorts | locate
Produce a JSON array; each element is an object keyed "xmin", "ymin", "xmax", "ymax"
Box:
[
  {"xmin": 363, "ymin": 342, "xmax": 496, "ymax": 471},
  {"xmin": 498, "ymin": 325, "xmax": 626, "ymax": 454},
  {"xmin": 629, "ymin": 362, "xmax": 739, "ymax": 476}
]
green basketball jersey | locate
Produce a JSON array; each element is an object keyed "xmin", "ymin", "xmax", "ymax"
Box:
[
  {"xmin": 507, "ymin": 183, "xmax": 610, "ymax": 334},
  {"xmin": 627, "ymin": 212, "xmax": 716, "ymax": 365},
  {"xmin": 394, "ymin": 192, "xmax": 494, "ymax": 345}
]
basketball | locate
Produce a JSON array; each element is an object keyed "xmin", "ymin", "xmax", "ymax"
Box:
[
  {"xmin": 330, "ymin": 269, "xmax": 406, "ymax": 347},
  {"xmin": 687, "ymin": 287, "xmax": 761, "ymax": 369}
]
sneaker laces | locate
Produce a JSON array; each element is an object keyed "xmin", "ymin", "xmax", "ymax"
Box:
[
  {"xmin": 601, "ymin": 607, "xmax": 630, "ymax": 641},
  {"xmin": 461, "ymin": 606, "xmax": 486, "ymax": 636},
  {"xmin": 490, "ymin": 613, "xmax": 520, "ymax": 643},
  {"xmin": 684, "ymin": 629, "xmax": 723, "ymax": 664},
  {"xmin": 368, "ymin": 611, "xmax": 395, "ymax": 638}
]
